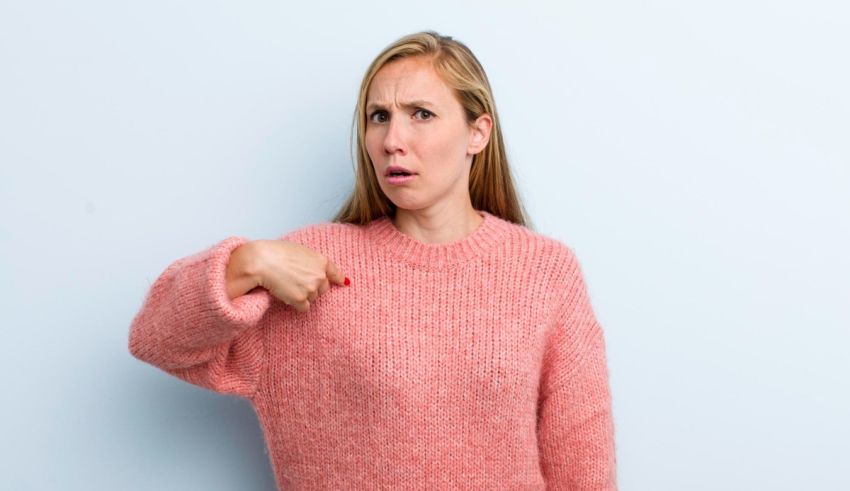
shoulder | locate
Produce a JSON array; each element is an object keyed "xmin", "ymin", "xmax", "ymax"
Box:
[
  {"xmin": 275, "ymin": 220, "xmax": 373, "ymax": 263},
  {"xmin": 277, "ymin": 220, "xmax": 362, "ymax": 246},
  {"xmin": 498, "ymin": 217, "xmax": 579, "ymax": 269},
  {"xmin": 496, "ymin": 218, "xmax": 593, "ymax": 299}
]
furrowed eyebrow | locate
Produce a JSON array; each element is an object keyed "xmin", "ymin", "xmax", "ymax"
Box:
[{"xmin": 366, "ymin": 100, "xmax": 436, "ymax": 113}]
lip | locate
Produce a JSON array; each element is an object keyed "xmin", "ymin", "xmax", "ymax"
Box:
[
  {"xmin": 385, "ymin": 174, "xmax": 417, "ymax": 185},
  {"xmin": 385, "ymin": 165, "xmax": 417, "ymax": 177}
]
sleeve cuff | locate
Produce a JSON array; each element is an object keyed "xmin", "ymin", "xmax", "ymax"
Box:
[{"xmin": 173, "ymin": 236, "xmax": 272, "ymax": 344}]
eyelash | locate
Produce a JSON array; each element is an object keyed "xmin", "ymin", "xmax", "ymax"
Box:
[{"xmin": 368, "ymin": 108, "xmax": 434, "ymax": 123}]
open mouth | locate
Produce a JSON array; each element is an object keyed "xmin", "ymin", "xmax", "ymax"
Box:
[{"xmin": 385, "ymin": 172, "xmax": 417, "ymax": 184}]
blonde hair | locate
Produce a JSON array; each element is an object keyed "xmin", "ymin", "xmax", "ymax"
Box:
[{"xmin": 332, "ymin": 30, "xmax": 533, "ymax": 229}]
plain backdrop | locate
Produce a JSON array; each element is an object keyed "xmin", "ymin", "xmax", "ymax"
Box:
[{"xmin": 1, "ymin": 1, "xmax": 848, "ymax": 490}]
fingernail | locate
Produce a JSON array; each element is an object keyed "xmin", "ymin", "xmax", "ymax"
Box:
[{"xmin": 344, "ymin": 277, "xmax": 350, "ymax": 286}]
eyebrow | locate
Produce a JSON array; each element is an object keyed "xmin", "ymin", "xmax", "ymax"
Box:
[{"xmin": 365, "ymin": 99, "xmax": 437, "ymax": 113}]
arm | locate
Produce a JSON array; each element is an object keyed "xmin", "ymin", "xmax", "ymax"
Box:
[
  {"xmin": 538, "ymin": 249, "xmax": 618, "ymax": 490},
  {"xmin": 127, "ymin": 236, "xmax": 272, "ymax": 400}
]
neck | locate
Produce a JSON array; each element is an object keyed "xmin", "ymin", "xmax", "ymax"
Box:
[
  {"xmin": 391, "ymin": 207, "xmax": 484, "ymax": 245},
  {"xmin": 365, "ymin": 208, "xmax": 508, "ymax": 270}
]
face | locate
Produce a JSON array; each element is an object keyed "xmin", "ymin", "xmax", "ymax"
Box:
[{"xmin": 364, "ymin": 56, "xmax": 491, "ymax": 214}]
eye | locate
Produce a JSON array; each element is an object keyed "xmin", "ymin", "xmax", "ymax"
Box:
[
  {"xmin": 414, "ymin": 108, "xmax": 434, "ymax": 120},
  {"xmin": 368, "ymin": 110, "xmax": 388, "ymax": 123}
]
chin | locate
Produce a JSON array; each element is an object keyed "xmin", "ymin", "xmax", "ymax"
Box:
[{"xmin": 385, "ymin": 194, "xmax": 424, "ymax": 210}]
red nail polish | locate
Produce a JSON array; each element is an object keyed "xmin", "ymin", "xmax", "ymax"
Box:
[{"xmin": 344, "ymin": 277, "xmax": 350, "ymax": 286}]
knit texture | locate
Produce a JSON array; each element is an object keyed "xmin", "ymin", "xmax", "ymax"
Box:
[{"xmin": 128, "ymin": 209, "xmax": 618, "ymax": 490}]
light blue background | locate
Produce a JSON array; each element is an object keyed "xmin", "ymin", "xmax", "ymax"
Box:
[{"xmin": 1, "ymin": 1, "xmax": 848, "ymax": 489}]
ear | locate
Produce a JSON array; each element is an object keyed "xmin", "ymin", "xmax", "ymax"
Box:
[{"xmin": 466, "ymin": 113, "xmax": 493, "ymax": 156}]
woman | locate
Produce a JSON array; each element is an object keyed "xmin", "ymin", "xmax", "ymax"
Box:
[{"xmin": 129, "ymin": 30, "xmax": 618, "ymax": 490}]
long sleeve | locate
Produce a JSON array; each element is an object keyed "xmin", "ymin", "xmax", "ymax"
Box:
[
  {"xmin": 128, "ymin": 236, "xmax": 273, "ymax": 399},
  {"xmin": 537, "ymin": 248, "xmax": 618, "ymax": 490}
]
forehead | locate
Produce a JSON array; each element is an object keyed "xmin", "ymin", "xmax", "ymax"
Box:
[{"xmin": 366, "ymin": 57, "xmax": 454, "ymax": 108}]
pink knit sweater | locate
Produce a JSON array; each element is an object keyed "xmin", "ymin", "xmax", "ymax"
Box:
[{"xmin": 128, "ymin": 209, "xmax": 617, "ymax": 489}]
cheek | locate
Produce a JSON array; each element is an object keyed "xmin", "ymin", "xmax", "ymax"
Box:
[
  {"xmin": 425, "ymin": 130, "xmax": 467, "ymax": 167},
  {"xmin": 364, "ymin": 133, "xmax": 381, "ymax": 160}
]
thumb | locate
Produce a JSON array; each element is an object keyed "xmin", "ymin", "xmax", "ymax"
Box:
[{"xmin": 325, "ymin": 259, "xmax": 348, "ymax": 286}]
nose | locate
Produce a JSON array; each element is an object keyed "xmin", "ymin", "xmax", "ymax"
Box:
[{"xmin": 382, "ymin": 116, "xmax": 406, "ymax": 156}]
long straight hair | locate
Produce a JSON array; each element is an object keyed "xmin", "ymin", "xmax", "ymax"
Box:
[{"xmin": 332, "ymin": 30, "xmax": 533, "ymax": 230}]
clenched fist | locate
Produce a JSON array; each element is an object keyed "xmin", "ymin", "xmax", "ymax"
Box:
[{"xmin": 229, "ymin": 239, "xmax": 349, "ymax": 312}]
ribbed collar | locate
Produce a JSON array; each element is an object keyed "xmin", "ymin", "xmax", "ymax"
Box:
[{"xmin": 365, "ymin": 209, "xmax": 510, "ymax": 270}]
